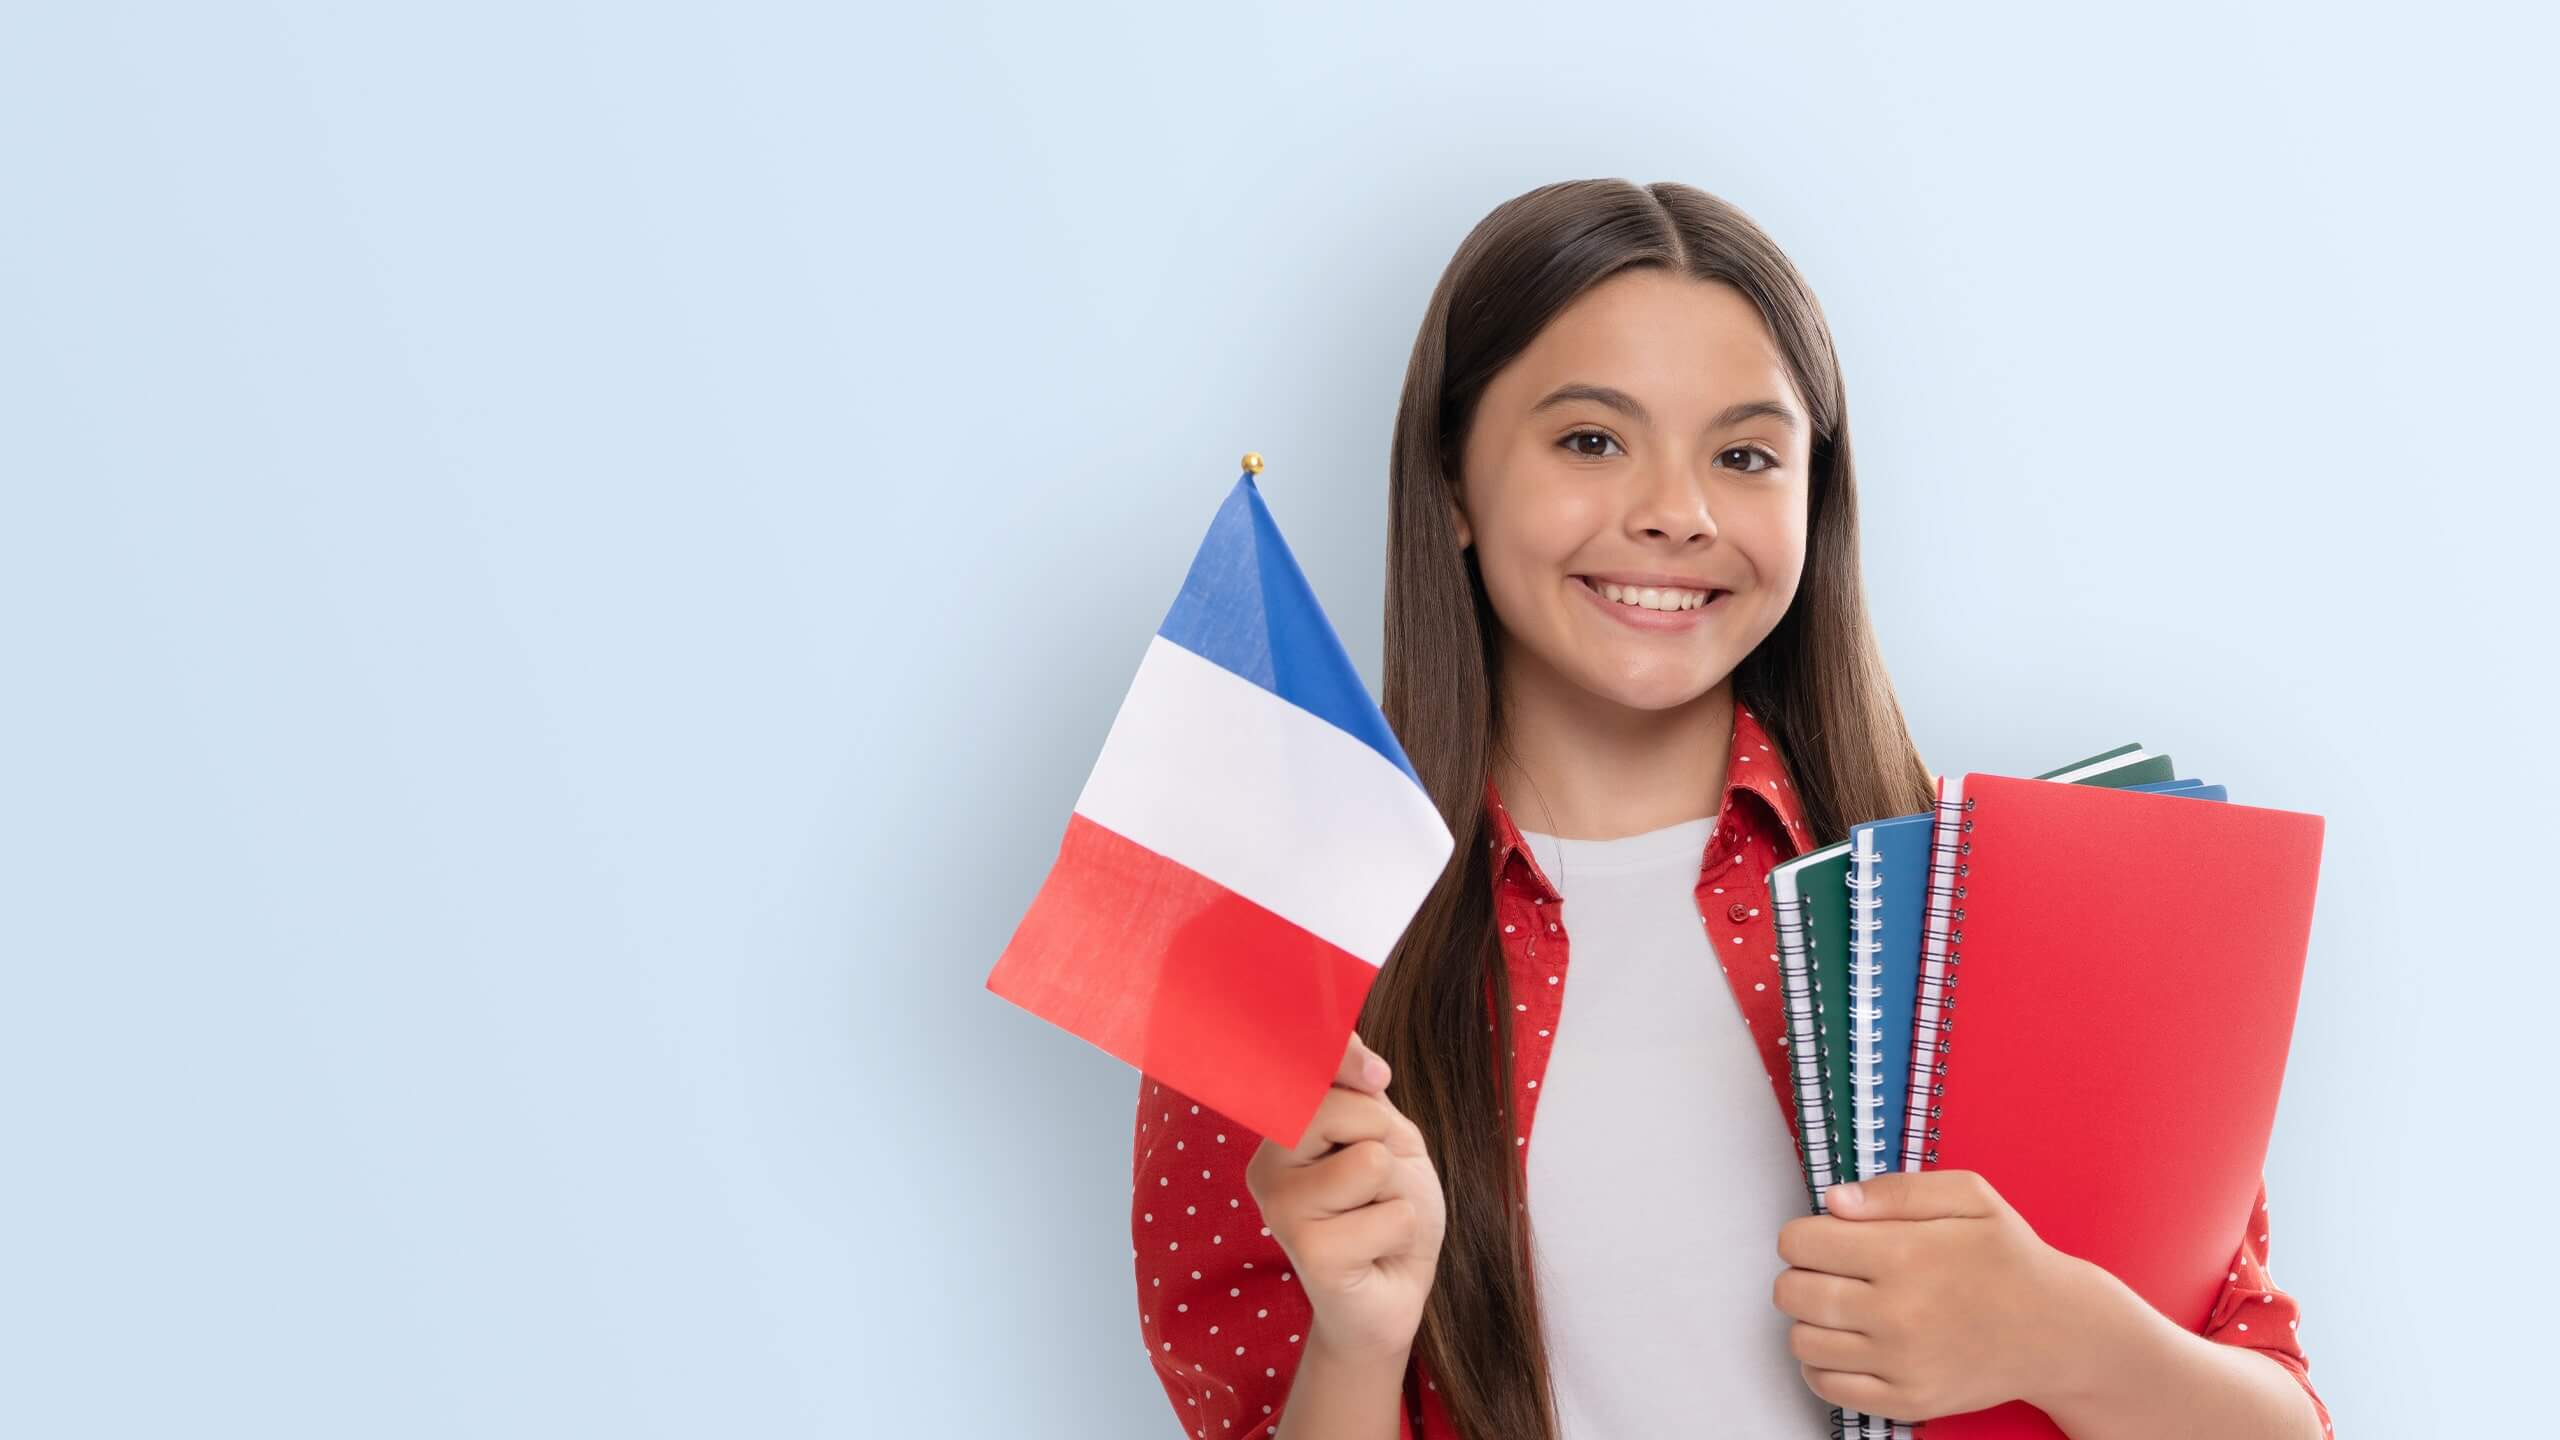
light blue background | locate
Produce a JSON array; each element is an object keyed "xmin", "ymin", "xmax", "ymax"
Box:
[{"xmin": 5, "ymin": 3, "xmax": 2550, "ymax": 1435}]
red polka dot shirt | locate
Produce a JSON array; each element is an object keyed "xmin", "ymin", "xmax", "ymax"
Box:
[{"xmin": 1130, "ymin": 701, "xmax": 2330, "ymax": 1437}]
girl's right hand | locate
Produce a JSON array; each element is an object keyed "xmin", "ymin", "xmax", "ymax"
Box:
[{"xmin": 1245, "ymin": 1030, "xmax": 1448, "ymax": 1360}]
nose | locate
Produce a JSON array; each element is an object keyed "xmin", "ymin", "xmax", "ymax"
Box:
[{"xmin": 1628, "ymin": 459, "xmax": 1718, "ymax": 544}]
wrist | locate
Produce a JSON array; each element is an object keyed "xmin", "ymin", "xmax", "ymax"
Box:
[
  {"xmin": 1276, "ymin": 1321, "xmax": 1416, "ymax": 1440},
  {"xmin": 2025, "ymin": 1253, "xmax": 2167, "ymax": 1414},
  {"xmin": 1306, "ymin": 1318, "xmax": 1416, "ymax": 1375}
]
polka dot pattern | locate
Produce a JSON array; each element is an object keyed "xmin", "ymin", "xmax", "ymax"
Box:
[
  {"xmin": 2202, "ymin": 1178, "xmax": 2332, "ymax": 1432},
  {"xmin": 1131, "ymin": 1075, "xmax": 1324, "ymax": 1438}
]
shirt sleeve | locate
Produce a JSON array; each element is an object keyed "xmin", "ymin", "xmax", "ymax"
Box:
[
  {"xmin": 2199, "ymin": 1175, "xmax": 2333, "ymax": 1436},
  {"xmin": 1134, "ymin": 1073, "xmax": 1415, "ymax": 1439}
]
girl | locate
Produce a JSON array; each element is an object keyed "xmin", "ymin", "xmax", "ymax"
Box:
[{"xmin": 1131, "ymin": 179, "xmax": 2331, "ymax": 1440}]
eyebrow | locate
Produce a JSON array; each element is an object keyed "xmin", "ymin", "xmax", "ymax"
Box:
[{"xmin": 1528, "ymin": 382, "xmax": 1801, "ymax": 433}]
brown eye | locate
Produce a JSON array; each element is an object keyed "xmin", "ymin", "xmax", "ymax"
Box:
[
  {"xmin": 1723, "ymin": 446, "xmax": 1779, "ymax": 473},
  {"xmin": 1561, "ymin": 429, "xmax": 1622, "ymax": 459}
]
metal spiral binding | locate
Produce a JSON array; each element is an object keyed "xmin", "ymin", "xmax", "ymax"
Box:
[
  {"xmin": 1847, "ymin": 841, "xmax": 1886, "ymax": 1180},
  {"xmin": 1771, "ymin": 888, "xmax": 1839, "ymax": 1200},
  {"xmin": 1773, "ymin": 880, "xmax": 1870, "ymax": 1440},
  {"xmin": 1902, "ymin": 790, "xmax": 1979, "ymax": 1172},
  {"xmin": 1847, "ymin": 839, "xmax": 1897, "ymax": 1440}
]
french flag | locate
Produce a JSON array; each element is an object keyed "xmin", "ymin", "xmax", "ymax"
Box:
[{"xmin": 986, "ymin": 461, "xmax": 1454, "ymax": 1147}]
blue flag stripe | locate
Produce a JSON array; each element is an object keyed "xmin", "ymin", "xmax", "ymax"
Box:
[{"xmin": 1156, "ymin": 473, "xmax": 1425, "ymax": 792}]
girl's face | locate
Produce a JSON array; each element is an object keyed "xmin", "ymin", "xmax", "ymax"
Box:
[{"xmin": 1451, "ymin": 269, "xmax": 1811, "ymax": 715}]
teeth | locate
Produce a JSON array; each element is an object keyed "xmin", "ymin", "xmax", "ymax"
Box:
[{"xmin": 1594, "ymin": 579, "xmax": 1713, "ymax": 611}]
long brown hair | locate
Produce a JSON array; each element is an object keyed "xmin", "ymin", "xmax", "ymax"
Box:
[{"xmin": 1364, "ymin": 177, "xmax": 1936, "ymax": 1438}]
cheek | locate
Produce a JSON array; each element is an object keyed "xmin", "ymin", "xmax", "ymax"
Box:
[
  {"xmin": 1481, "ymin": 487, "xmax": 1603, "ymax": 594},
  {"xmin": 1732, "ymin": 494, "xmax": 1809, "ymax": 595}
]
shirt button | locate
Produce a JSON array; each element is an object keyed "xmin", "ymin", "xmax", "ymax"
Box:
[{"xmin": 1727, "ymin": 901, "xmax": 1751, "ymax": 923}]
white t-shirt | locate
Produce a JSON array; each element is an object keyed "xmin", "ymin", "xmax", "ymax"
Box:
[{"xmin": 1515, "ymin": 816, "xmax": 1830, "ymax": 1439}]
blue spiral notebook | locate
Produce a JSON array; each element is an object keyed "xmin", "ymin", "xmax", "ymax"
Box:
[{"xmin": 1845, "ymin": 812, "xmax": 1931, "ymax": 1181}]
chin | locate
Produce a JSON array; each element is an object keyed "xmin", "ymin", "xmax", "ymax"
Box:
[{"xmin": 1585, "ymin": 668, "xmax": 1728, "ymax": 713}]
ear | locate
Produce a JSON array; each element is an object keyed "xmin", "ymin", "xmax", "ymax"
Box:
[{"xmin": 1447, "ymin": 493, "xmax": 1473, "ymax": 550}]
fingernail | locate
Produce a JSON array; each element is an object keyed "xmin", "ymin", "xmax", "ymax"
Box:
[
  {"xmin": 1831, "ymin": 1182, "xmax": 1862, "ymax": 1207},
  {"xmin": 1364, "ymin": 1055, "xmax": 1390, "ymax": 1088}
]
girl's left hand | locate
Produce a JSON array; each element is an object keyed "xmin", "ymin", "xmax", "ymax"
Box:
[{"xmin": 1772, "ymin": 1169, "xmax": 2101, "ymax": 1422}]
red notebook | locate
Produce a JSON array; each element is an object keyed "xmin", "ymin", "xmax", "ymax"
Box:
[{"xmin": 1899, "ymin": 772, "xmax": 2324, "ymax": 1439}]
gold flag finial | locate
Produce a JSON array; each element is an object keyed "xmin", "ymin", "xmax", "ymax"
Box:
[{"xmin": 1240, "ymin": 451, "xmax": 1264, "ymax": 475}]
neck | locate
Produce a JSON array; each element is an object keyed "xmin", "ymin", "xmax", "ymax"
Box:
[{"xmin": 1488, "ymin": 644, "xmax": 1736, "ymax": 843}]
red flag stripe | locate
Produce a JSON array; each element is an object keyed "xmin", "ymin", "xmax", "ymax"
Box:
[{"xmin": 987, "ymin": 812, "xmax": 1379, "ymax": 1146}]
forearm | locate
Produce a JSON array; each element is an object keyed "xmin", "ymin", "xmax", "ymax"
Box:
[
  {"xmin": 1273, "ymin": 1325, "xmax": 1411, "ymax": 1440},
  {"xmin": 2033, "ymin": 1259, "xmax": 2324, "ymax": 1440}
]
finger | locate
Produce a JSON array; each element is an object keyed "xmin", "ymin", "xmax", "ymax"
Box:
[
  {"xmin": 1772, "ymin": 1264, "xmax": 1875, "ymax": 1332},
  {"xmin": 1798, "ymin": 1363, "xmax": 1897, "ymax": 1418},
  {"xmin": 1272, "ymin": 1037, "xmax": 1389, "ymax": 1154},
  {"xmin": 1332, "ymin": 1030, "xmax": 1391, "ymax": 1095},
  {"xmin": 1296, "ymin": 1139, "xmax": 1402, "ymax": 1217},
  {"xmin": 1786, "ymin": 1319, "xmax": 1882, "ymax": 1376},
  {"xmin": 1285, "ymin": 1085, "xmax": 1402, "ymax": 1165},
  {"xmin": 1777, "ymin": 1215, "xmax": 1893, "ymax": 1282},
  {"xmin": 1829, "ymin": 1169, "xmax": 1995, "ymax": 1221},
  {"xmin": 1303, "ymin": 1193, "xmax": 1418, "ymax": 1268}
]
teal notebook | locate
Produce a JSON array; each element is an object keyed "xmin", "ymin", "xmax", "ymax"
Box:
[{"xmin": 1769, "ymin": 838, "xmax": 1855, "ymax": 1209}]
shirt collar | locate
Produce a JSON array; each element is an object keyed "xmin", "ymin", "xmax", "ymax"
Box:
[{"xmin": 1480, "ymin": 699, "xmax": 1816, "ymax": 905}]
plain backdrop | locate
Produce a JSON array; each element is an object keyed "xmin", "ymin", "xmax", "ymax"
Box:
[{"xmin": 4, "ymin": 3, "xmax": 2553, "ymax": 1436}]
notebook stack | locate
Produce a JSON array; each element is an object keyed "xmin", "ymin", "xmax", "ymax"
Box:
[{"xmin": 1766, "ymin": 744, "xmax": 2326, "ymax": 1440}]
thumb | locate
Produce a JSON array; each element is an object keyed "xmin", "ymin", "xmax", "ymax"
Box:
[
  {"xmin": 1824, "ymin": 1170, "xmax": 1982, "ymax": 1221},
  {"xmin": 1825, "ymin": 1175, "xmax": 1905, "ymax": 1217},
  {"xmin": 1335, "ymin": 1030, "xmax": 1391, "ymax": 1093}
]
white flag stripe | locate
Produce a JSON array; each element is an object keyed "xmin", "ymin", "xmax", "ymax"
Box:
[{"xmin": 1075, "ymin": 634, "xmax": 1453, "ymax": 969}]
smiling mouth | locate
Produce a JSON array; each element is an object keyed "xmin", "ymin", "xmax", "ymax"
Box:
[{"xmin": 1572, "ymin": 575, "xmax": 1728, "ymax": 613}]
